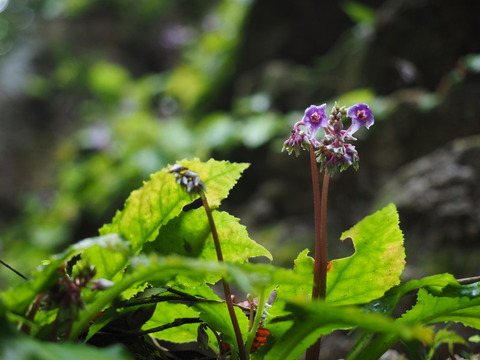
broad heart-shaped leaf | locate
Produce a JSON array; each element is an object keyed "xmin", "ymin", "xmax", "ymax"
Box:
[
  {"xmin": 263, "ymin": 299, "xmax": 433, "ymax": 360},
  {"xmin": 152, "ymin": 207, "xmax": 272, "ymax": 264},
  {"xmin": 99, "ymin": 158, "xmax": 249, "ymax": 254},
  {"xmin": 327, "ymin": 203, "xmax": 405, "ymax": 305}
]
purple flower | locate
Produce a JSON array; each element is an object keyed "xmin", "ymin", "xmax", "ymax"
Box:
[
  {"xmin": 316, "ymin": 137, "xmax": 360, "ymax": 175},
  {"xmin": 346, "ymin": 103, "xmax": 374, "ymax": 135},
  {"xmin": 282, "ymin": 126, "xmax": 310, "ymax": 156},
  {"xmin": 302, "ymin": 104, "xmax": 328, "ymax": 135},
  {"xmin": 283, "ymin": 102, "xmax": 374, "ymax": 175}
]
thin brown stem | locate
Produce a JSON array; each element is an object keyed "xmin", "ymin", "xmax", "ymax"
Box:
[
  {"xmin": 106, "ymin": 317, "xmax": 203, "ymax": 336},
  {"xmin": 457, "ymin": 275, "xmax": 480, "ymax": 285},
  {"xmin": 0, "ymin": 258, "xmax": 28, "ymax": 280},
  {"xmin": 306, "ymin": 144, "xmax": 330, "ymax": 360},
  {"xmin": 318, "ymin": 172, "xmax": 330, "ymax": 298},
  {"xmin": 201, "ymin": 194, "xmax": 247, "ymax": 360}
]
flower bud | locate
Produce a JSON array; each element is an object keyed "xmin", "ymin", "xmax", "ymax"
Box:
[{"xmin": 167, "ymin": 164, "xmax": 207, "ymax": 195}]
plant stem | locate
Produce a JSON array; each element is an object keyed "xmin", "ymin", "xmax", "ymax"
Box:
[
  {"xmin": 244, "ymin": 288, "xmax": 267, "ymax": 354},
  {"xmin": 0, "ymin": 258, "xmax": 28, "ymax": 280},
  {"xmin": 306, "ymin": 144, "xmax": 330, "ymax": 360},
  {"xmin": 201, "ymin": 194, "xmax": 247, "ymax": 360}
]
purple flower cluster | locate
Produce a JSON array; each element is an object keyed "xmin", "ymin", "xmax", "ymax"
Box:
[{"xmin": 282, "ymin": 102, "xmax": 374, "ymax": 175}]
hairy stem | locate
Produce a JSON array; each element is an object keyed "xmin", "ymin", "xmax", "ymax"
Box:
[
  {"xmin": 201, "ymin": 194, "xmax": 247, "ymax": 360},
  {"xmin": 306, "ymin": 144, "xmax": 330, "ymax": 360}
]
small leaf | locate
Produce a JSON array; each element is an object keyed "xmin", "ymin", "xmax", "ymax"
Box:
[
  {"xmin": 432, "ymin": 329, "xmax": 466, "ymax": 353},
  {"xmin": 327, "ymin": 203, "xmax": 405, "ymax": 305},
  {"xmin": 468, "ymin": 334, "xmax": 480, "ymax": 343}
]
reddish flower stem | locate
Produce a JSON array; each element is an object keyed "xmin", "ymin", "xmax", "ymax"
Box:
[
  {"xmin": 201, "ymin": 194, "xmax": 247, "ymax": 360},
  {"xmin": 305, "ymin": 144, "xmax": 330, "ymax": 360}
]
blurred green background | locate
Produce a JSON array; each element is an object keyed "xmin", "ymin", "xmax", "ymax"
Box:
[{"xmin": 2, "ymin": 0, "xmax": 480, "ymax": 287}]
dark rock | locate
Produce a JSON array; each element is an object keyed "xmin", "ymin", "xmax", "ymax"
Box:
[{"xmin": 377, "ymin": 135, "xmax": 480, "ymax": 275}]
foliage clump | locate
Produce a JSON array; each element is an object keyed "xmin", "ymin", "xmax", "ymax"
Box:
[{"xmin": 1, "ymin": 156, "xmax": 479, "ymax": 359}]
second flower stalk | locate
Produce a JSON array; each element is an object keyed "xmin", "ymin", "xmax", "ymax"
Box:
[{"xmin": 283, "ymin": 102, "xmax": 374, "ymax": 360}]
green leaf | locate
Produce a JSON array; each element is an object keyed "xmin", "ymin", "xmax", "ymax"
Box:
[
  {"xmin": 100, "ymin": 158, "xmax": 249, "ymax": 253},
  {"xmin": 469, "ymin": 334, "xmax": 480, "ymax": 343},
  {"xmin": 152, "ymin": 207, "xmax": 211, "ymax": 257},
  {"xmin": 397, "ymin": 273, "xmax": 460, "ymax": 297},
  {"xmin": 1, "ymin": 242, "xmax": 88, "ymax": 315},
  {"xmin": 353, "ymin": 286, "xmax": 480, "ymax": 359},
  {"xmin": 260, "ymin": 249, "xmax": 313, "ymax": 321},
  {"xmin": 144, "ymin": 302, "xmax": 200, "ymax": 343},
  {"xmin": 362, "ymin": 273, "xmax": 460, "ymax": 317},
  {"xmin": 341, "ymin": 1, "xmax": 376, "ymax": 25},
  {"xmin": 151, "ymin": 208, "xmax": 271, "ymax": 285},
  {"xmin": 432, "ymin": 329, "xmax": 466, "ymax": 353},
  {"xmin": 264, "ymin": 299, "xmax": 433, "ymax": 360},
  {"xmin": 153, "ymin": 208, "xmax": 271, "ymax": 263},
  {"xmin": 69, "ymin": 255, "xmax": 227, "ymax": 340},
  {"xmin": 88, "ymin": 61, "xmax": 131, "ymax": 101},
  {"xmin": 0, "ymin": 335, "xmax": 129, "ymax": 360},
  {"xmin": 85, "ymin": 303, "xmax": 155, "ymax": 342},
  {"xmin": 327, "ymin": 203, "xmax": 405, "ymax": 305},
  {"xmin": 72, "ymin": 234, "xmax": 132, "ymax": 283},
  {"xmin": 193, "ymin": 301, "xmax": 249, "ymax": 348},
  {"xmin": 69, "ymin": 255, "xmax": 299, "ymax": 341},
  {"xmin": 226, "ymin": 262, "xmax": 305, "ymax": 295},
  {"xmin": 401, "ymin": 288, "xmax": 480, "ymax": 329}
]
